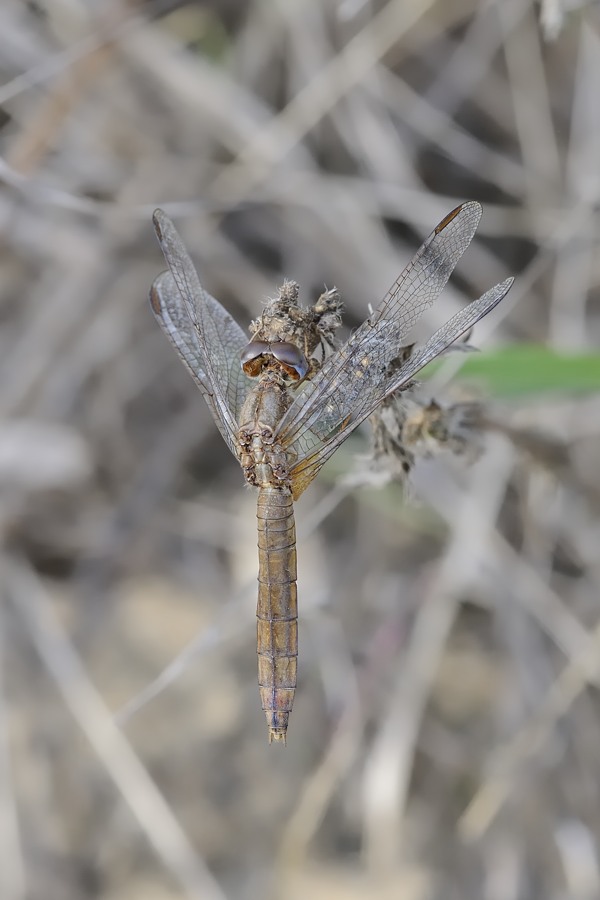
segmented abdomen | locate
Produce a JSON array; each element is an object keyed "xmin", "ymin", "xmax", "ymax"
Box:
[{"xmin": 256, "ymin": 486, "xmax": 298, "ymax": 743}]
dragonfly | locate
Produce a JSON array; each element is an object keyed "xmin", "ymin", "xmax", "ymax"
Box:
[{"xmin": 150, "ymin": 201, "xmax": 513, "ymax": 744}]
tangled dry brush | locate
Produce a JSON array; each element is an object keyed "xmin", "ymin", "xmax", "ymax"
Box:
[{"xmin": 1, "ymin": 1, "xmax": 600, "ymax": 898}]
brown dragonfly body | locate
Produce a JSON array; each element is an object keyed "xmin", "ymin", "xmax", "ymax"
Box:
[
  {"xmin": 150, "ymin": 202, "xmax": 513, "ymax": 743},
  {"xmin": 238, "ymin": 368, "xmax": 299, "ymax": 739}
]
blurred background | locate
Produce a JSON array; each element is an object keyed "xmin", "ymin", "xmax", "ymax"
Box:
[{"xmin": 1, "ymin": 1, "xmax": 600, "ymax": 898}]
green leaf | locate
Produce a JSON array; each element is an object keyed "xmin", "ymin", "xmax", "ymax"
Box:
[{"xmin": 423, "ymin": 345, "xmax": 600, "ymax": 397}]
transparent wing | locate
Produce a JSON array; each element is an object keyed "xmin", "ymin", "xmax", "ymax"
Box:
[
  {"xmin": 387, "ymin": 278, "xmax": 514, "ymax": 388},
  {"xmin": 150, "ymin": 271, "xmax": 251, "ymax": 459},
  {"xmin": 287, "ymin": 276, "xmax": 514, "ymax": 499},
  {"xmin": 275, "ymin": 202, "xmax": 482, "ymax": 456},
  {"xmin": 151, "ymin": 209, "xmax": 252, "ymax": 452}
]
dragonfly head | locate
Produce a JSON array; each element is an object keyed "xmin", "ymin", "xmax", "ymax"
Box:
[{"xmin": 241, "ymin": 340, "xmax": 309, "ymax": 381}]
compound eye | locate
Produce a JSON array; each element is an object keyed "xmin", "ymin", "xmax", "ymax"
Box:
[
  {"xmin": 241, "ymin": 341, "xmax": 269, "ymax": 364},
  {"xmin": 241, "ymin": 340, "xmax": 270, "ymax": 376},
  {"xmin": 269, "ymin": 341, "xmax": 309, "ymax": 380}
]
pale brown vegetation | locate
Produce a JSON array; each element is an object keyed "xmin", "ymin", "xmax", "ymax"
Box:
[{"xmin": 1, "ymin": 1, "xmax": 600, "ymax": 898}]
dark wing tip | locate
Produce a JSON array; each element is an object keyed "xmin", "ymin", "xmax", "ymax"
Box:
[
  {"xmin": 149, "ymin": 282, "xmax": 162, "ymax": 315},
  {"xmin": 149, "ymin": 273, "xmax": 171, "ymax": 315},
  {"xmin": 152, "ymin": 208, "xmax": 166, "ymax": 239},
  {"xmin": 435, "ymin": 204, "xmax": 463, "ymax": 233},
  {"xmin": 434, "ymin": 200, "xmax": 482, "ymax": 235}
]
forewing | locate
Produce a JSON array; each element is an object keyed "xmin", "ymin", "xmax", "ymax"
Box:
[
  {"xmin": 275, "ymin": 202, "xmax": 482, "ymax": 456},
  {"xmin": 287, "ymin": 277, "xmax": 513, "ymax": 498},
  {"xmin": 152, "ymin": 209, "xmax": 252, "ymax": 444},
  {"xmin": 150, "ymin": 272, "xmax": 251, "ymax": 459}
]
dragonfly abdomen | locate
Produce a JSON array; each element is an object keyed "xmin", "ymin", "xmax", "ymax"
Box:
[{"xmin": 256, "ymin": 486, "xmax": 298, "ymax": 744}]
